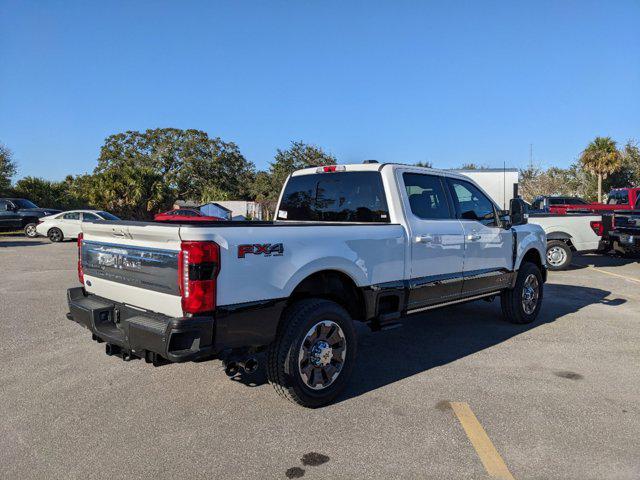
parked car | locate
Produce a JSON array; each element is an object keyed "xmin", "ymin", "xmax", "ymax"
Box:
[
  {"xmin": 36, "ymin": 210, "xmax": 120, "ymax": 242},
  {"xmin": 549, "ymin": 187, "xmax": 640, "ymax": 214},
  {"xmin": 530, "ymin": 195, "xmax": 589, "ymax": 213},
  {"xmin": 528, "ymin": 212, "xmax": 606, "ymax": 270},
  {"xmin": 607, "ymin": 197, "xmax": 640, "ymax": 256},
  {"xmin": 0, "ymin": 198, "xmax": 61, "ymax": 237},
  {"xmin": 66, "ymin": 162, "xmax": 546, "ymax": 408},
  {"xmin": 154, "ymin": 208, "xmax": 225, "ymax": 222}
]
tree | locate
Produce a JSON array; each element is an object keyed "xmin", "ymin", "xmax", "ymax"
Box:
[
  {"xmin": 580, "ymin": 137, "xmax": 622, "ymax": 202},
  {"xmin": 0, "ymin": 142, "xmax": 17, "ymax": 194},
  {"xmin": 93, "ymin": 128, "xmax": 255, "ymax": 218},
  {"xmin": 269, "ymin": 141, "xmax": 336, "ymax": 192},
  {"xmin": 414, "ymin": 161, "xmax": 433, "ymax": 168},
  {"xmin": 459, "ymin": 163, "xmax": 488, "ymax": 170}
]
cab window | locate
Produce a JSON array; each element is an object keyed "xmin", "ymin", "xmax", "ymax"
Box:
[
  {"xmin": 403, "ymin": 173, "xmax": 452, "ymax": 219},
  {"xmin": 447, "ymin": 178, "xmax": 497, "ymax": 224},
  {"xmin": 63, "ymin": 212, "xmax": 80, "ymax": 220},
  {"xmin": 82, "ymin": 212, "xmax": 99, "ymax": 221},
  {"xmin": 278, "ymin": 172, "xmax": 389, "ymax": 222}
]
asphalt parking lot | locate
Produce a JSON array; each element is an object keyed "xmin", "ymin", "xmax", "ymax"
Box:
[{"xmin": 1, "ymin": 236, "xmax": 639, "ymax": 480}]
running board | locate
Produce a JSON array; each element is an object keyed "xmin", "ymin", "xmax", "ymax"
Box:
[{"xmin": 406, "ymin": 291, "xmax": 502, "ymax": 315}]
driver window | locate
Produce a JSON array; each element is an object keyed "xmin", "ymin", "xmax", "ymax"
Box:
[{"xmin": 448, "ymin": 179, "xmax": 496, "ymax": 225}]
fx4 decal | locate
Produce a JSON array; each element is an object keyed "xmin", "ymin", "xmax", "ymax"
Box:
[{"xmin": 238, "ymin": 243, "xmax": 284, "ymax": 258}]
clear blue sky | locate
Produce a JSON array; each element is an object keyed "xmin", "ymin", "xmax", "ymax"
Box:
[{"xmin": 1, "ymin": 0, "xmax": 639, "ymax": 180}]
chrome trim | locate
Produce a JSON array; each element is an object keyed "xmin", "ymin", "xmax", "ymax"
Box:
[{"xmin": 406, "ymin": 291, "xmax": 501, "ymax": 315}]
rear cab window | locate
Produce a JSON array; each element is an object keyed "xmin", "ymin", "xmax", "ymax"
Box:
[{"xmin": 278, "ymin": 171, "xmax": 390, "ymax": 222}]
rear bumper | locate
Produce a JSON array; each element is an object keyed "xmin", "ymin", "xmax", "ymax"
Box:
[
  {"xmin": 66, "ymin": 287, "xmax": 215, "ymax": 362},
  {"xmin": 610, "ymin": 231, "xmax": 640, "ymax": 252}
]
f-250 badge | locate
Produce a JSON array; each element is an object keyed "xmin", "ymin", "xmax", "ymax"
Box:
[{"xmin": 238, "ymin": 243, "xmax": 284, "ymax": 258}]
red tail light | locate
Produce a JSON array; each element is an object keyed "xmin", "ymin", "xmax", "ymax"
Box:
[
  {"xmin": 590, "ymin": 221, "xmax": 603, "ymax": 236},
  {"xmin": 178, "ymin": 241, "xmax": 220, "ymax": 314},
  {"xmin": 77, "ymin": 233, "xmax": 84, "ymax": 284}
]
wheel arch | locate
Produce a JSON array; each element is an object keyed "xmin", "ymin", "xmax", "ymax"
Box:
[
  {"xmin": 546, "ymin": 231, "xmax": 576, "ymax": 250},
  {"xmin": 287, "ymin": 269, "xmax": 367, "ymax": 322},
  {"xmin": 518, "ymin": 247, "xmax": 547, "ymax": 282}
]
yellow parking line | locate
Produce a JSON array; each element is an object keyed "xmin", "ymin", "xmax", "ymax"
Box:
[
  {"xmin": 450, "ymin": 402, "xmax": 516, "ymax": 480},
  {"xmin": 586, "ymin": 266, "xmax": 640, "ymax": 284}
]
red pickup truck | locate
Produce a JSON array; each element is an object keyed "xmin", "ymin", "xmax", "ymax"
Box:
[{"xmin": 549, "ymin": 187, "xmax": 640, "ymax": 215}]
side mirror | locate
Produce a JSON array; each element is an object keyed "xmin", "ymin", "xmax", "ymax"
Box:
[{"xmin": 509, "ymin": 198, "xmax": 528, "ymax": 226}]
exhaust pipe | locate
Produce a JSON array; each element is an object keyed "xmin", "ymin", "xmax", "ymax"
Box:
[
  {"xmin": 224, "ymin": 361, "xmax": 240, "ymax": 377},
  {"xmin": 241, "ymin": 358, "xmax": 259, "ymax": 374}
]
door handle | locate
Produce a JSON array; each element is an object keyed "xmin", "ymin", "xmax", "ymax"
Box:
[
  {"xmin": 466, "ymin": 233, "xmax": 481, "ymax": 241},
  {"xmin": 415, "ymin": 234, "xmax": 434, "ymax": 244}
]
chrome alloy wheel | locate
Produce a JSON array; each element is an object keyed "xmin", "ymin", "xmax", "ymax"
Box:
[
  {"xmin": 547, "ymin": 246, "xmax": 567, "ymax": 267},
  {"xmin": 521, "ymin": 273, "xmax": 540, "ymax": 315},
  {"xmin": 25, "ymin": 224, "xmax": 37, "ymax": 237},
  {"xmin": 298, "ymin": 320, "xmax": 347, "ymax": 390}
]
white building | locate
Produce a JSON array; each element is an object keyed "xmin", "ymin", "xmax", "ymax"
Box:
[{"xmin": 449, "ymin": 168, "xmax": 519, "ymax": 210}]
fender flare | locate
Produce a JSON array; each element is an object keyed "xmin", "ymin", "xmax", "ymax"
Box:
[{"xmin": 546, "ymin": 231, "xmax": 572, "ymax": 242}]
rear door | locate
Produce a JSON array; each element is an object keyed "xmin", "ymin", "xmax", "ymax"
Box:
[
  {"xmin": 398, "ymin": 170, "xmax": 466, "ymax": 310},
  {"xmin": 60, "ymin": 211, "xmax": 82, "ymax": 238},
  {"xmin": 445, "ymin": 177, "xmax": 514, "ymax": 295}
]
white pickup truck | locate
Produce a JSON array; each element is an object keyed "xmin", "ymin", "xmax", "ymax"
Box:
[
  {"xmin": 67, "ymin": 163, "xmax": 546, "ymax": 407},
  {"xmin": 528, "ymin": 213, "xmax": 606, "ymax": 270}
]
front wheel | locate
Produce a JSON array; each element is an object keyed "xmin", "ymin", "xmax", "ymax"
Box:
[
  {"xmin": 24, "ymin": 223, "xmax": 38, "ymax": 238},
  {"xmin": 267, "ymin": 299, "xmax": 357, "ymax": 408},
  {"xmin": 501, "ymin": 262, "xmax": 544, "ymax": 324}
]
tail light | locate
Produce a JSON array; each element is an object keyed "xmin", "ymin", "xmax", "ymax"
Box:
[
  {"xmin": 178, "ymin": 241, "xmax": 220, "ymax": 314},
  {"xmin": 77, "ymin": 233, "xmax": 84, "ymax": 284},
  {"xmin": 590, "ymin": 221, "xmax": 603, "ymax": 236}
]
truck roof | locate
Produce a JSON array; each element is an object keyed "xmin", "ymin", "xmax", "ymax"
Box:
[{"xmin": 290, "ymin": 162, "xmax": 473, "ymax": 181}]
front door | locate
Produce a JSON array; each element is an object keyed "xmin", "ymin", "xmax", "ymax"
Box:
[
  {"xmin": 446, "ymin": 177, "xmax": 513, "ymax": 295},
  {"xmin": 399, "ymin": 170, "xmax": 466, "ymax": 311},
  {"xmin": 0, "ymin": 200, "xmax": 19, "ymax": 229}
]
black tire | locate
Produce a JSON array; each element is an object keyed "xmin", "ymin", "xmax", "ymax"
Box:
[
  {"xmin": 267, "ymin": 298, "xmax": 357, "ymax": 408},
  {"xmin": 546, "ymin": 240, "xmax": 572, "ymax": 271},
  {"xmin": 23, "ymin": 222, "xmax": 38, "ymax": 238},
  {"xmin": 501, "ymin": 262, "xmax": 544, "ymax": 324},
  {"xmin": 48, "ymin": 227, "xmax": 63, "ymax": 242}
]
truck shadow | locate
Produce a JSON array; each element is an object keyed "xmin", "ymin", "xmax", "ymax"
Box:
[
  {"xmin": 340, "ymin": 283, "xmax": 621, "ymax": 403},
  {"xmin": 568, "ymin": 253, "xmax": 639, "ymax": 270},
  {"xmin": 231, "ymin": 284, "xmax": 623, "ymax": 399},
  {"xmin": 0, "ymin": 240, "xmax": 49, "ymax": 247}
]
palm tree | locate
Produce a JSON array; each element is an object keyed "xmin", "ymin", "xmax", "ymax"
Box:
[{"xmin": 580, "ymin": 137, "xmax": 622, "ymax": 202}]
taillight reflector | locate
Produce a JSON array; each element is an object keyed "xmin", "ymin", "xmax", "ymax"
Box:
[
  {"xmin": 178, "ymin": 241, "xmax": 220, "ymax": 314},
  {"xmin": 590, "ymin": 221, "xmax": 603, "ymax": 236},
  {"xmin": 77, "ymin": 233, "xmax": 84, "ymax": 284}
]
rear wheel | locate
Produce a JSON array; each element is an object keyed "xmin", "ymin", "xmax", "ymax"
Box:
[
  {"xmin": 24, "ymin": 223, "xmax": 38, "ymax": 238},
  {"xmin": 48, "ymin": 227, "xmax": 63, "ymax": 242},
  {"xmin": 267, "ymin": 298, "xmax": 357, "ymax": 408},
  {"xmin": 546, "ymin": 240, "xmax": 572, "ymax": 271},
  {"xmin": 501, "ymin": 262, "xmax": 543, "ymax": 324}
]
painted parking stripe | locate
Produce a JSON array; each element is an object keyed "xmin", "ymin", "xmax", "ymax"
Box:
[
  {"xmin": 585, "ymin": 266, "xmax": 640, "ymax": 284},
  {"xmin": 450, "ymin": 402, "xmax": 516, "ymax": 480}
]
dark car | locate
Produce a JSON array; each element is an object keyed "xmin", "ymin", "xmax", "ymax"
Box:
[
  {"xmin": 0, "ymin": 198, "xmax": 61, "ymax": 237},
  {"xmin": 530, "ymin": 195, "xmax": 589, "ymax": 213}
]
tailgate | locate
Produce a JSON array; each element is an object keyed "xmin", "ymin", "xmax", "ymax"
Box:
[{"xmin": 80, "ymin": 222, "xmax": 183, "ymax": 317}]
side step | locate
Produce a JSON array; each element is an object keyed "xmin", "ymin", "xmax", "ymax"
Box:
[{"xmin": 368, "ymin": 312, "xmax": 403, "ymax": 332}]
